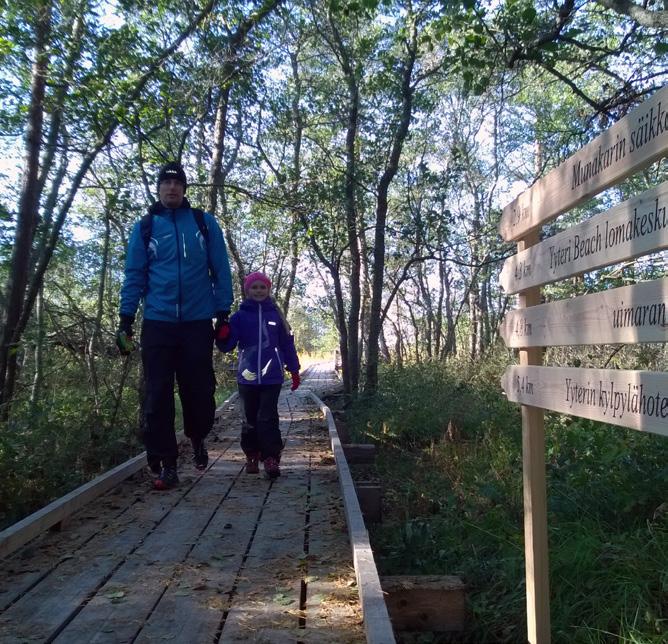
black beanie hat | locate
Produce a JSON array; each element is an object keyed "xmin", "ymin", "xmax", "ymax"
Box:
[{"xmin": 157, "ymin": 161, "xmax": 187, "ymax": 190}]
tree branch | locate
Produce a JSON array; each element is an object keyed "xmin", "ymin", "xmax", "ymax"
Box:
[{"xmin": 594, "ymin": 0, "xmax": 668, "ymax": 28}]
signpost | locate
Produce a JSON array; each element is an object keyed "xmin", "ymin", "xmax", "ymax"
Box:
[
  {"xmin": 498, "ymin": 85, "xmax": 668, "ymax": 644},
  {"xmin": 500, "ymin": 182, "xmax": 668, "ymax": 294},
  {"xmin": 502, "ymin": 366, "xmax": 668, "ymax": 437},
  {"xmin": 500, "ymin": 278, "xmax": 668, "ymax": 348},
  {"xmin": 499, "ymin": 85, "xmax": 668, "ymax": 242}
]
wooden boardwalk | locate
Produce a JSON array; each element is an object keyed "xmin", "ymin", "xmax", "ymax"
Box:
[{"xmin": 0, "ymin": 365, "xmax": 369, "ymax": 643}]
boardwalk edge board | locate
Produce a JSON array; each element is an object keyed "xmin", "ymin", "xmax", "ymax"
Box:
[
  {"xmin": 500, "ymin": 85, "xmax": 668, "ymax": 241},
  {"xmin": 500, "ymin": 181, "xmax": 668, "ymax": 294},
  {"xmin": 0, "ymin": 393, "xmax": 238, "ymax": 561},
  {"xmin": 500, "ymin": 277, "xmax": 668, "ymax": 347},
  {"xmin": 307, "ymin": 390, "xmax": 397, "ymax": 644},
  {"xmin": 501, "ymin": 366, "xmax": 668, "ymax": 436}
]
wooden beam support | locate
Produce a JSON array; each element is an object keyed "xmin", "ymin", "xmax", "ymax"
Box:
[
  {"xmin": 518, "ymin": 231, "xmax": 550, "ymax": 644},
  {"xmin": 308, "ymin": 391, "xmax": 396, "ymax": 644},
  {"xmin": 343, "ymin": 443, "xmax": 377, "ymax": 464},
  {"xmin": 355, "ymin": 484, "xmax": 382, "ymax": 523},
  {"xmin": 381, "ymin": 575, "xmax": 466, "ymax": 632}
]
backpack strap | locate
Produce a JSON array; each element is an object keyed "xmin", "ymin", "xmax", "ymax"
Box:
[
  {"xmin": 192, "ymin": 208, "xmax": 216, "ymax": 281},
  {"xmin": 140, "ymin": 213, "xmax": 153, "ymax": 251},
  {"xmin": 192, "ymin": 208, "xmax": 208, "ymax": 241}
]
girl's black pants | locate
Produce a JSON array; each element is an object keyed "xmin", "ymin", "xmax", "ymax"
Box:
[
  {"xmin": 141, "ymin": 319, "xmax": 216, "ymax": 467},
  {"xmin": 237, "ymin": 383, "xmax": 283, "ymax": 460}
]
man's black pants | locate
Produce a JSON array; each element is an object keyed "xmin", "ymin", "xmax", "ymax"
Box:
[
  {"xmin": 238, "ymin": 383, "xmax": 283, "ymax": 460},
  {"xmin": 141, "ymin": 319, "xmax": 216, "ymax": 467}
]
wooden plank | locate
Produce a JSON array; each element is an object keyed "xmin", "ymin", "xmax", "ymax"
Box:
[
  {"xmin": 517, "ymin": 232, "xmax": 551, "ymax": 644},
  {"xmin": 53, "ymin": 456, "xmax": 244, "ymax": 643},
  {"xmin": 0, "ymin": 478, "xmax": 145, "ymax": 612},
  {"xmin": 135, "ymin": 452, "xmax": 267, "ymax": 643},
  {"xmin": 308, "ymin": 390, "xmax": 397, "ymax": 644},
  {"xmin": 500, "ymin": 277, "xmax": 668, "ymax": 347},
  {"xmin": 0, "ymin": 490, "xmax": 175, "ymax": 642},
  {"xmin": 502, "ymin": 365, "xmax": 668, "ymax": 437},
  {"xmin": 355, "ymin": 484, "xmax": 382, "ymax": 523},
  {"xmin": 218, "ymin": 418, "xmax": 310, "ymax": 640},
  {"xmin": 0, "ymin": 451, "xmax": 151, "ymax": 561},
  {"xmin": 500, "ymin": 85, "xmax": 668, "ymax": 241},
  {"xmin": 500, "ymin": 182, "xmax": 668, "ymax": 293},
  {"xmin": 343, "ymin": 443, "xmax": 377, "ymax": 464},
  {"xmin": 300, "ymin": 401, "xmax": 364, "ymax": 642}
]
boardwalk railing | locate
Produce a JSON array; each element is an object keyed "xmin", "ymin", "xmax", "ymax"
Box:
[
  {"xmin": 498, "ymin": 84, "xmax": 668, "ymax": 643},
  {"xmin": 308, "ymin": 390, "xmax": 396, "ymax": 644}
]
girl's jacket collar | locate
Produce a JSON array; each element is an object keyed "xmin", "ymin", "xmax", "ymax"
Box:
[{"xmin": 239, "ymin": 298, "xmax": 276, "ymax": 312}]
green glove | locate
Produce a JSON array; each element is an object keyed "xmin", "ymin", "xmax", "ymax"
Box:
[{"xmin": 116, "ymin": 315, "xmax": 136, "ymax": 356}]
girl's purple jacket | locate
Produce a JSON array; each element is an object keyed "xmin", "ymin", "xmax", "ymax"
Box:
[{"xmin": 217, "ymin": 298, "xmax": 300, "ymax": 385}]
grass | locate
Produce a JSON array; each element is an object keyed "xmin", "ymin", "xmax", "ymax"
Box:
[{"xmin": 346, "ymin": 356, "xmax": 668, "ymax": 643}]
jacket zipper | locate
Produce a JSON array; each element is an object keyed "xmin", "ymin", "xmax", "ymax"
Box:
[
  {"xmin": 257, "ymin": 303, "xmax": 263, "ymax": 384},
  {"xmin": 172, "ymin": 210, "xmax": 182, "ymax": 321},
  {"xmin": 275, "ymin": 347, "xmax": 282, "ymax": 378}
]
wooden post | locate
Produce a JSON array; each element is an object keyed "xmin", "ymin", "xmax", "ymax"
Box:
[
  {"xmin": 343, "ymin": 443, "xmax": 377, "ymax": 464},
  {"xmin": 518, "ymin": 231, "xmax": 550, "ymax": 644},
  {"xmin": 355, "ymin": 484, "xmax": 382, "ymax": 523},
  {"xmin": 498, "ymin": 85, "xmax": 668, "ymax": 644}
]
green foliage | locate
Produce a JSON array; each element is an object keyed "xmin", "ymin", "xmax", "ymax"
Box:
[
  {"xmin": 351, "ymin": 354, "xmax": 517, "ymax": 447},
  {"xmin": 289, "ymin": 304, "xmax": 339, "ymax": 356},
  {"xmin": 352, "ymin": 354, "xmax": 668, "ymax": 642},
  {"xmin": 0, "ymin": 370, "xmax": 144, "ymax": 531}
]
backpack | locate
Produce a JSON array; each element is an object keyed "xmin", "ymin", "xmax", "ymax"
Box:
[{"xmin": 140, "ymin": 207, "xmax": 216, "ymax": 280}]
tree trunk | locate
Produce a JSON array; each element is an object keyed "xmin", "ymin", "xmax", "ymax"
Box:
[
  {"xmin": 0, "ymin": 0, "xmax": 52, "ymax": 418},
  {"xmin": 323, "ymin": 12, "xmax": 362, "ymax": 392},
  {"xmin": 29, "ymin": 286, "xmax": 45, "ymax": 414},
  {"xmin": 88, "ymin": 203, "xmax": 112, "ymax": 420},
  {"xmin": 443, "ymin": 263, "xmax": 456, "ymax": 357},
  {"xmin": 365, "ymin": 29, "xmax": 417, "ymax": 394},
  {"xmin": 205, "ymin": 0, "xmax": 282, "ymax": 283}
]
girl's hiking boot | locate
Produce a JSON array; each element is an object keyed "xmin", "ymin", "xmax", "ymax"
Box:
[
  {"xmin": 154, "ymin": 465, "xmax": 179, "ymax": 490},
  {"xmin": 245, "ymin": 452, "xmax": 260, "ymax": 474},
  {"xmin": 263, "ymin": 456, "xmax": 280, "ymax": 479},
  {"xmin": 192, "ymin": 440, "xmax": 208, "ymax": 470}
]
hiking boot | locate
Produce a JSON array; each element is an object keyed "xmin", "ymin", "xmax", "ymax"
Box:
[
  {"xmin": 263, "ymin": 456, "xmax": 280, "ymax": 480},
  {"xmin": 245, "ymin": 452, "xmax": 260, "ymax": 474},
  {"xmin": 154, "ymin": 465, "xmax": 179, "ymax": 490},
  {"xmin": 192, "ymin": 440, "xmax": 208, "ymax": 471}
]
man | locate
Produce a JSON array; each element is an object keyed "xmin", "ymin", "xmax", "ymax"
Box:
[{"xmin": 117, "ymin": 161, "xmax": 233, "ymax": 490}]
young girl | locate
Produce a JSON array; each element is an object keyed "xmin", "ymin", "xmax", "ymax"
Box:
[{"xmin": 216, "ymin": 272, "xmax": 301, "ymax": 478}]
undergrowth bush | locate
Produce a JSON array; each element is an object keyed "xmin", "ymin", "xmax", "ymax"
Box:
[
  {"xmin": 349, "ymin": 352, "xmax": 668, "ymax": 643},
  {"xmin": 0, "ymin": 358, "xmax": 236, "ymax": 531},
  {"xmin": 0, "ymin": 382, "xmax": 143, "ymax": 530}
]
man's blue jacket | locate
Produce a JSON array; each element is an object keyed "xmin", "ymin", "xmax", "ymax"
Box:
[{"xmin": 120, "ymin": 201, "xmax": 233, "ymax": 322}]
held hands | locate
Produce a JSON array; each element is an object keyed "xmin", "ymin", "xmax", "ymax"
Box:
[
  {"xmin": 290, "ymin": 371, "xmax": 301, "ymax": 391},
  {"xmin": 215, "ymin": 310, "xmax": 231, "ymax": 341},
  {"xmin": 116, "ymin": 315, "xmax": 136, "ymax": 356}
]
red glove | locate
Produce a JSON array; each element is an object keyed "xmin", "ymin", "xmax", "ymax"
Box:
[
  {"xmin": 290, "ymin": 371, "xmax": 301, "ymax": 391},
  {"xmin": 216, "ymin": 322, "xmax": 230, "ymax": 341},
  {"xmin": 215, "ymin": 311, "xmax": 230, "ymax": 341}
]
